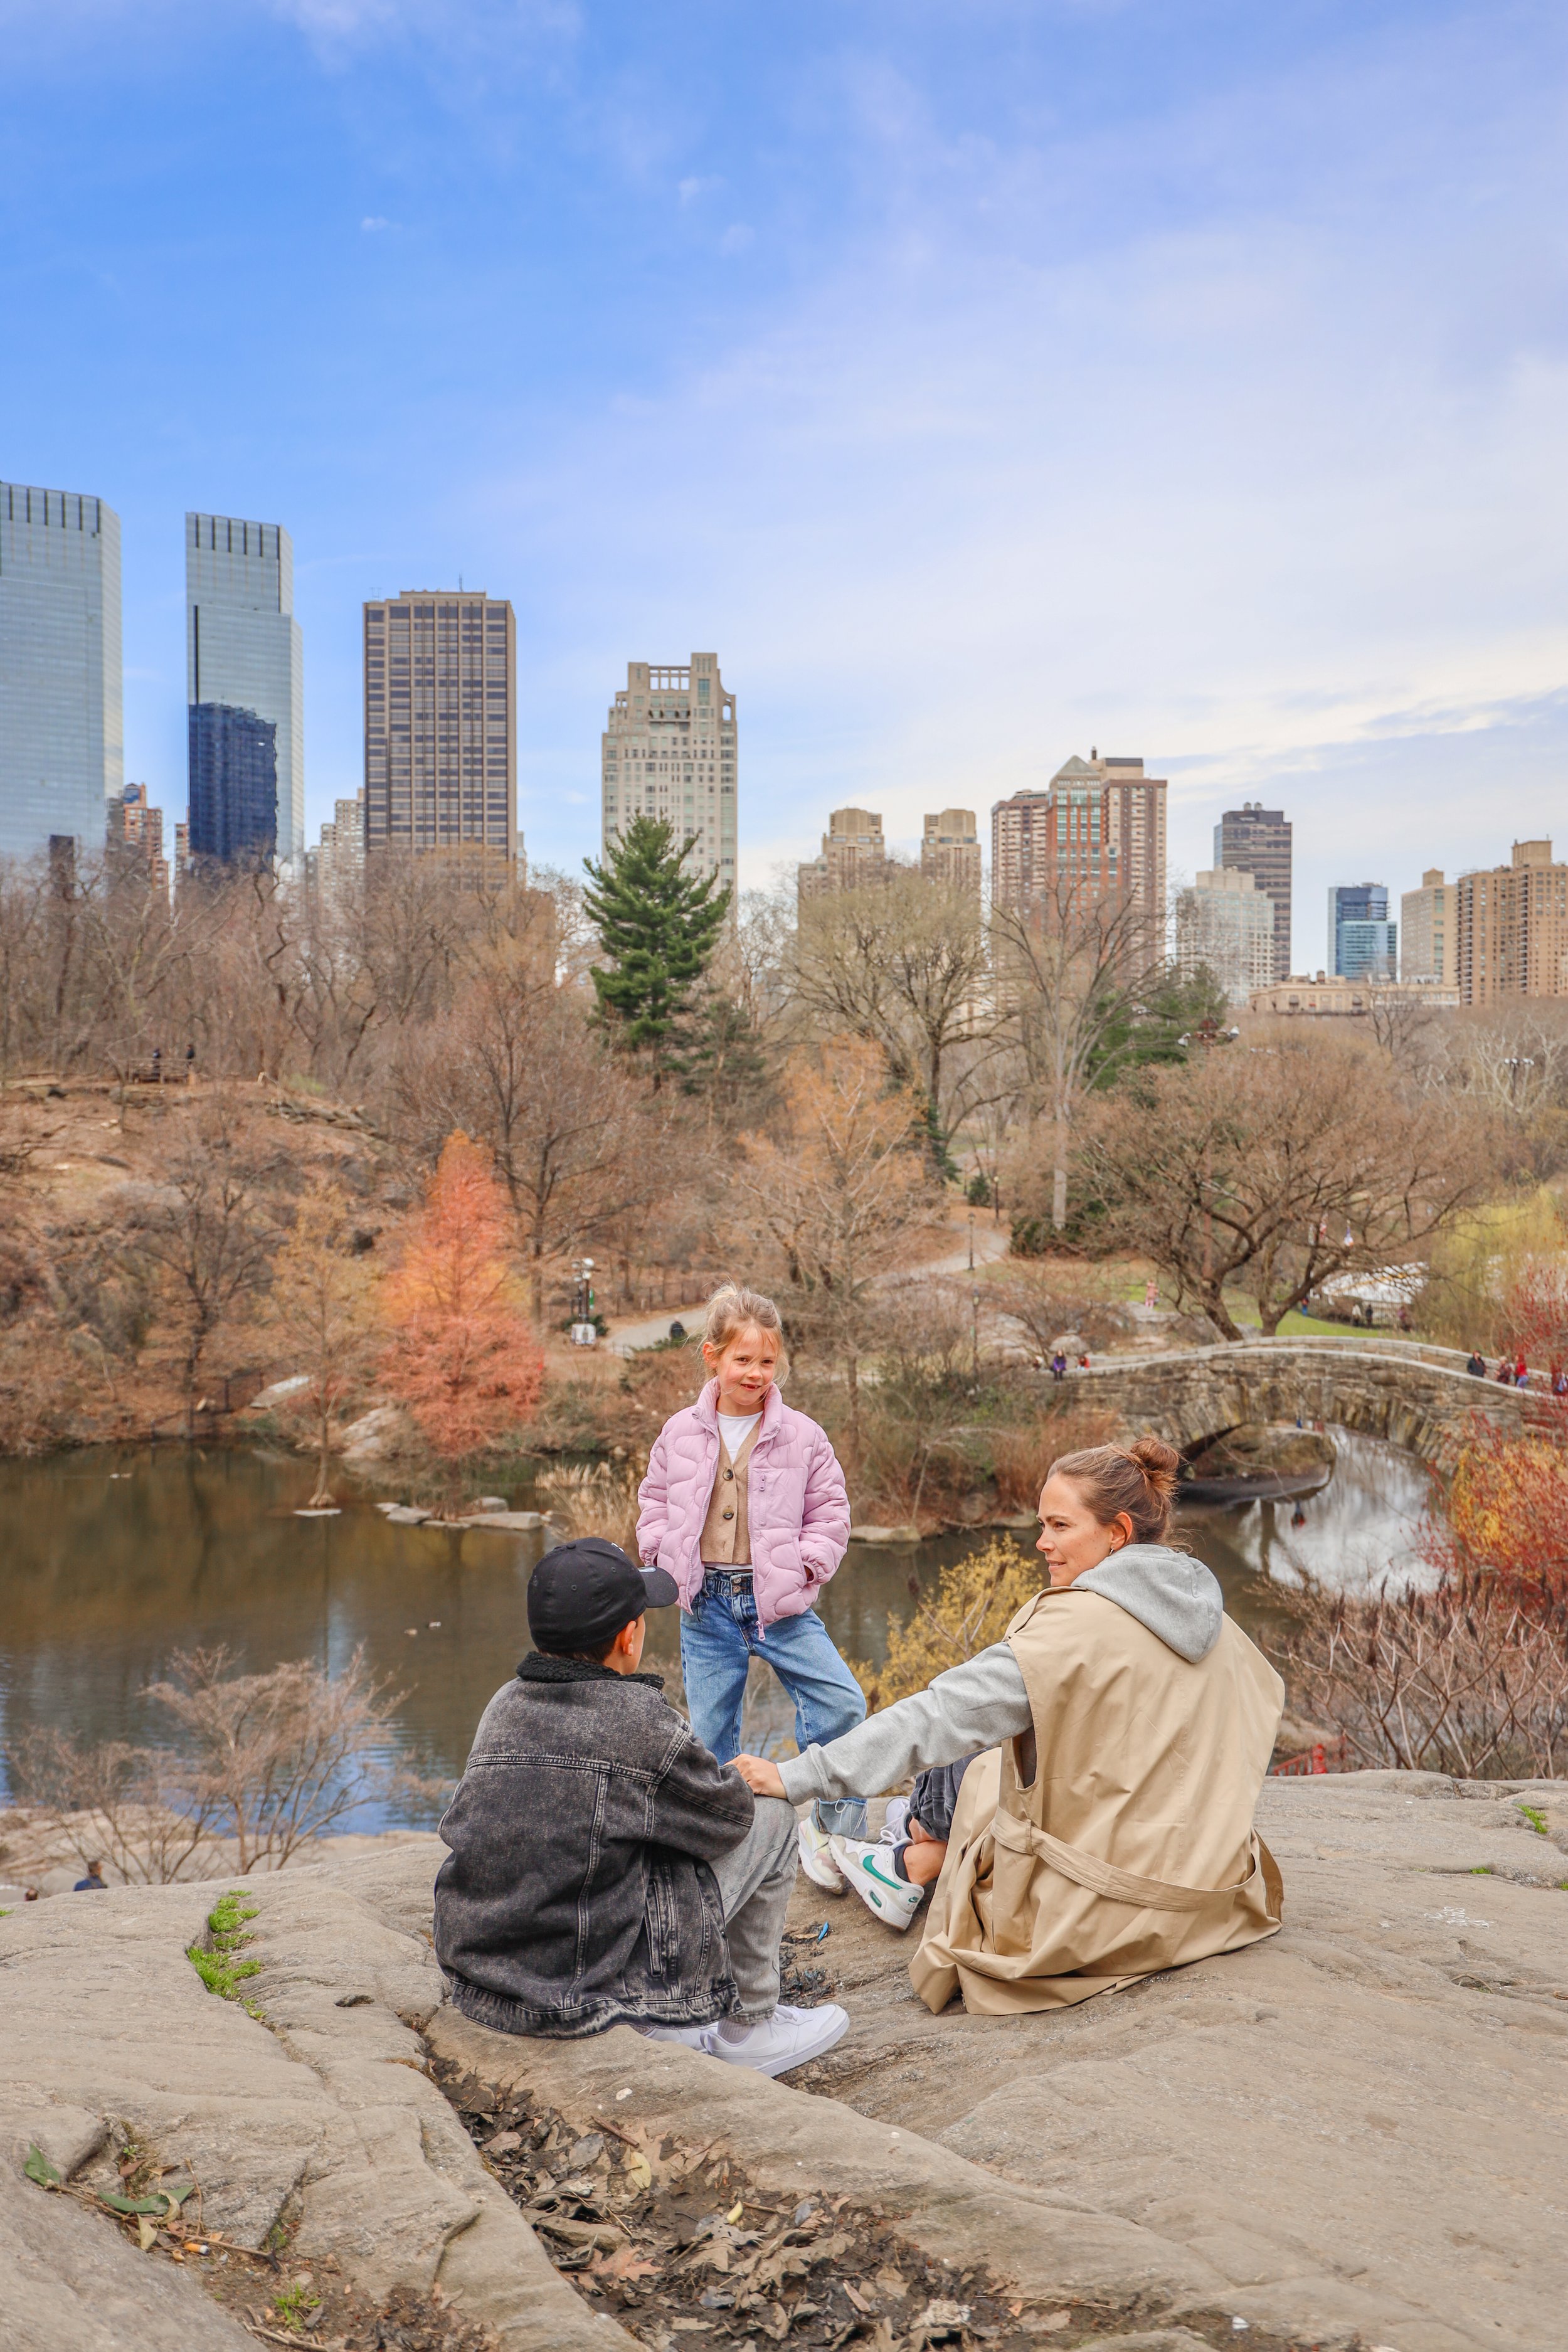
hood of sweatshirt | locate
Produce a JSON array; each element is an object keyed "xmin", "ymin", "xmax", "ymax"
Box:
[{"xmin": 1073, "ymin": 1544, "xmax": 1224, "ymax": 1663}]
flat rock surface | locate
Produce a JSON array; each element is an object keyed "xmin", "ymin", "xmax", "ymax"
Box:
[{"xmin": 4, "ymin": 1778, "xmax": 1566, "ymax": 2351}]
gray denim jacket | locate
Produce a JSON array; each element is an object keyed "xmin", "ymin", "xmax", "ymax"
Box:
[{"xmin": 435, "ymin": 1655, "xmax": 755, "ymax": 2038}]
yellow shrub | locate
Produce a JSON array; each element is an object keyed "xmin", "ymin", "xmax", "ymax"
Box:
[{"xmin": 852, "ymin": 1536, "xmax": 1043, "ymax": 1713}]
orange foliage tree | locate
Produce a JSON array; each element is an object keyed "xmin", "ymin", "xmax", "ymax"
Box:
[
  {"xmin": 1432, "ymin": 1414, "xmax": 1568, "ymax": 1607},
  {"xmin": 381, "ymin": 1133, "xmax": 543, "ymax": 1508}
]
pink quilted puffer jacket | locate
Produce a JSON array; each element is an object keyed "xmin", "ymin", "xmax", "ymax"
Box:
[{"xmin": 636, "ymin": 1380, "xmax": 850, "ymax": 1629}]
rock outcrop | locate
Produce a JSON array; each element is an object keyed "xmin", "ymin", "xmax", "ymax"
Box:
[{"xmin": 3, "ymin": 1776, "xmax": 1567, "ymax": 2350}]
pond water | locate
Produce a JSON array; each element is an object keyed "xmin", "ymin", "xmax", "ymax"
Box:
[{"xmin": 0, "ymin": 1426, "xmax": 1438, "ymax": 1823}]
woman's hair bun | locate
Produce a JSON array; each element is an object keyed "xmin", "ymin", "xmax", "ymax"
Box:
[
  {"xmin": 1126, "ymin": 1435, "xmax": 1181, "ymax": 1502},
  {"xmin": 1047, "ymin": 1433, "xmax": 1182, "ymax": 1544}
]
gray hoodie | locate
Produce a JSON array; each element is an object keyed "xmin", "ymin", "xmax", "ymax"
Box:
[{"xmin": 778, "ymin": 1544, "xmax": 1225, "ymax": 1811}]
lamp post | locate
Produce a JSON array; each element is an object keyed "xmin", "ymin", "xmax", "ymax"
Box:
[
  {"xmin": 968, "ymin": 1210, "xmax": 975, "ymax": 1273},
  {"xmin": 972, "ymin": 1286, "xmax": 980, "ymax": 1380},
  {"xmin": 571, "ymin": 1258, "xmax": 596, "ymax": 1345}
]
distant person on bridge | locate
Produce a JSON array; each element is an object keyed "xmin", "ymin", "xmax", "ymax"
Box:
[
  {"xmin": 1497, "ymin": 1357, "xmax": 1515, "ymax": 1385},
  {"xmin": 734, "ymin": 1437, "xmax": 1285, "ymax": 2013},
  {"xmin": 636, "ymin": 1282, "xmax": 866, "ymax": 1904},
  {"xmin": 1466, "ymin": 1352, "xmax": 1486, "ymax": 1377}
]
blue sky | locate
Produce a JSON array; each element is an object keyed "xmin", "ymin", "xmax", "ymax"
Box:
[{"xmin": 5, "ymin": 0, "xmax": 1567, "ymax": 968}]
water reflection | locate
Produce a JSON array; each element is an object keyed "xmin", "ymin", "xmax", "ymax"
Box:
[{"xmin": 0, "ymin": 1427, "xmax": 1439, "ymax": 1818}]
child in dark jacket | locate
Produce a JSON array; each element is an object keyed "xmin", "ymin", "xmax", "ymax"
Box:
[{"xmin": 433, "ymin": 1537, "xmax": 849, "ymax": 2078}]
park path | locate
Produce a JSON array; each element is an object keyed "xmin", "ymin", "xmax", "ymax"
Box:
[{"xmin": 606, "ymin": 1221, "xmax": 1011, "ymax": 1356}]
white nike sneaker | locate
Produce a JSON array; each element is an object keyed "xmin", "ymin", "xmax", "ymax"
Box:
[
  {"xmin": 634, "ymin": 2021, "xmax": 713, "ymax": 2048},
  {"xmin": 705, "ymin": 2001, "xmax": 850, "ymax": 2077},
  {"xmin": 829, "ymin": 1836, "xmax": 924, "ymax": 1932},
  {"xmin": 877, "ymin": 1796, "xmax": 911, "ymax": 1848},
  {"xmin": 797, "ymin": 1813, "xmax": 847, "ymax": 1894}
]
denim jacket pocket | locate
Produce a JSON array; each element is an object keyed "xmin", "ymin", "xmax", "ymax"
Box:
[{"xmin": 644, "ymin": 1853, "xmax": 682, "ymax": 1981}]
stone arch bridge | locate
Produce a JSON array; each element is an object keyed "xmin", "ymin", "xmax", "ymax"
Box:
[{"xmin": 1069, "ymin": 1340, "xmax": 1551, "ymax": 1473}]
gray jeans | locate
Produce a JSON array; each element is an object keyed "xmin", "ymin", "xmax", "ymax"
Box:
[{"xmin": 709, "ymin": 1796, "xmax": 798, "ymax": 2018}]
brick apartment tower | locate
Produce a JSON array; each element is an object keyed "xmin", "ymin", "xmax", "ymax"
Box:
[
  {"xmin": 798, "ymin": 807, "xmax": 887, "ymax": 901},
  {"xmin": 1456, "ymin": 839, "xmax": 1568, "ymax": 1004},
  {"xmin": 1213, "ymin": 803, "xmax": 1291, "ymax": 983},
  {"xmin": 921, "ymin": 808, "xmax": 982, "ymax": 899},
  {"xmin": 363, "ymin": 592, "xmax": 517, "ymax": 866},
  {"xmin": 991, "ymin": 751, "xmax": 1166, "ymax": 930}
]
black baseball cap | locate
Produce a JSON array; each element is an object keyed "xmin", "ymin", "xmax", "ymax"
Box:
[{"xmin": 527, "ymin": 1538, "xmax": 679, "ymax": 1657}]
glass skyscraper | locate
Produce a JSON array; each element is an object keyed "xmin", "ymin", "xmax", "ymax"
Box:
[
  {"xmin": 0, "ymin": 481, "xmax": 122, "ymax": 860},
  {"xmin": 189, "ymin": 705, "xmax": 278, "ymax": 865},
  {"xmin": 186, "ymin": 513, "xmax": 303, "ymax": 863},
  {"xmin": 1329, "ymin": 882, "xmax": 1397, "ymax": 979}
]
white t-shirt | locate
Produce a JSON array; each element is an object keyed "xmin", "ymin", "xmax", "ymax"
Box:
[{"xmin": 716, "ymin": 1411, "xmax": 762, "ymax": 1457}]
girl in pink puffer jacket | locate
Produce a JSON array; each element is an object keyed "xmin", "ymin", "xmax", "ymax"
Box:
[{"xmin": 637, "ymin": 1282, "xmax": 866, "ymax": 1890}]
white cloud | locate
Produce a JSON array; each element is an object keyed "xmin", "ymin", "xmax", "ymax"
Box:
[
  {"xmin": 677, "ymin": 174, "xmax": 721, "ymax": 207},
  {"xmin": 360, "ymin": 215, "xmax": 390, "ymax": 231},
  {"xmin": 718, "ymin": 222, "xmax": 754, "ymax": 257}
]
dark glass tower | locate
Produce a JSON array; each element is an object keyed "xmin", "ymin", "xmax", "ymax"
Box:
[{"xmin": 188, "ymin": 703, "xmax": 278, "ymax": 865}]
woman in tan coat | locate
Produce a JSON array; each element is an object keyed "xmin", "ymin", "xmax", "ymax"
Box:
[{"xmin": 735, "ymin": 1437, "xmax": 1285, "ymax": 2014}]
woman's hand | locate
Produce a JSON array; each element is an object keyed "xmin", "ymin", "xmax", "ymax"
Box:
[{"xmin": 731, "ymin": 1753, "xmax": 787, "ymax": 1799}]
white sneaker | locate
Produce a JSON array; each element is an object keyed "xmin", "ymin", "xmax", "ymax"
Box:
[
  {"xmin": 829, "ymin": 1837, "xmax": 924, "ymax": 1933},
  {"xmin": 705, "ymin": 2001, "xmax": 850, "ymax": 2077},
  {"xmin": 877, "ymin": 1796, "xmax": 911, "ymax": 1848},
  {"xmin": 634, "ymin": 2021, "xmax": 712, "ymax": 2048},
  {"xmin": 796, "ymin": 1813, "xmax": 847, "ymax": 1894}
]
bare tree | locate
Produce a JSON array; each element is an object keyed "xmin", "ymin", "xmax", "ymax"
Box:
[
  {"xmin": 992, "ymin": 876, "xmax": 1168, "ymax": 1230},
  {"xmin": 5, "ymin": 1646, "xmax": 424, "ymax": 1882},
  {"xmin": 264, "ymin": 1176, "xmax": 381, "ymax": 1507},
  {"xmin": 1079, "ymin": 1034, "xmax": 1488, "ymax": 1338},
  {"xmin": 789, "ymin": 869, "xmax": 1000, "ymax": 1154},
  {"xmin": 725, "ymin": 1037, "xmax": 944, "ymax": 1457},
  {"xmin": 124, "ymin": 1102, "xmax": 275, "ymax": 1411}
]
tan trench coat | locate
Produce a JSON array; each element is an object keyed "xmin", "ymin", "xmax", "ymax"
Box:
[{"xmin": 909, "ymin": 1586, "xmax": 1285, "ymax": 2015}]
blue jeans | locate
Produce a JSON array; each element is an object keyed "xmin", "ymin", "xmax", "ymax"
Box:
[{"xmin": 681, "ymin": 1572, "xmax": 868, "ymax": 1839}]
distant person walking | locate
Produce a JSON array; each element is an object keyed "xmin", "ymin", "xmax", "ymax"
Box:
[
  {"xmin": 1496, "ymin": 1357, "xmax": 1515, "ymax": 1385},
  {"xmin": 1465, "ymin": 1351, "xmax": 1486, "ymax": 1377},
  {"xmin": 1516, "ymin": 1353, "xmax": 1529, "ymax": 1388}
]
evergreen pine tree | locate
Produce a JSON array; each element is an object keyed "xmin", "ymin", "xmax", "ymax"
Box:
[{"xmin": 582, "ymin": 815, "xmax": 732, "ymax": 1066}]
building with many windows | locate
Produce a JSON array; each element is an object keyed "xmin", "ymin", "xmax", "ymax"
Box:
[
  {"xmin": 991, "ymin": 751, "xmax": 1166, "ymax": 932},
  {"xmin": 1328, "ymin": 882, "xmax": 1396, "ymax": 979},
  {"xmin": 600, "ymin": 655, "xmax": 734, "ymax": 889},
  {"xmin": 363, "ymin": 591, "xmax": 517, "ymax": 867},
  {"xmin": 1214, "ymin": 803, "xmax": 1291, "ymax": 982},
  {"xmin": 186, "ymin": 513, "xmax": 303, "ymax": 865},
  {"xmin": 920, "ymin": 808, "xmax": 982, "ymax": 899},
  {"xmin": 1175, "ymin": 867, "xmax": 1276, "ymax": 1004},
  {"xmin": 1455, "ymin": 840, "xmax": 1568, "ymax": 1004},
  {"xmin": 107, "ymin": 782, "xmax": 169, "ymax": 896},
  {"xmin": 189, "ymin": 704, "xmax": 278, "ymax": 865},
  {"xmin": 1401, "ymin": 869, "xmax": 1458, "ymax": 987},
  {"xmin": 798, "ymin": 807, "xmax": 887, "ymax": 901},
  {"xmin": 0, "ymin": 481, "xmax": 122, "ymax": 860}
]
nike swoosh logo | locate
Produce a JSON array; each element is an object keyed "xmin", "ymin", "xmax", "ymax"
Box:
[{"xmin": 859, "ymin": 1856, "xmax": 908, "ymax": 1895}]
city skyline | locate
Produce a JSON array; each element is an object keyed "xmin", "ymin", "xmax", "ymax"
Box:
[{"xmin": 5, "ymin": 4, "xmax": 1564, "ymax": 933}]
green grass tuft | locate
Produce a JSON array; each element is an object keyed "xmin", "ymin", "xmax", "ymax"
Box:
[
  {"xmin": 187, "ymin": 1890, "xmax": 263, "ymax": 2005},
  {"xmin": 1517, "ymin": 1803, "xmax": 1550, "ymax": 1836}
]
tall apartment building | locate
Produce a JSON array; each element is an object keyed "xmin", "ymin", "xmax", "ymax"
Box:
[
  {"xmin": 921, "ymin": 808, "xmax": 982, "ymax": 899},
  {"xmin": 363, "ymin": 591, "xmax": 517, "ymax": 866},
  {"xmin": 311, "ymin": 788, "xmax": 367, "ymax": 903},
  {"xmin": 1329, "ymin": 883, "xmax": 1396, "ymax": 979},
  {"xmin": 1401, "ymin": 869, "xmax": 1459, "ymax": 987},
  {"xmin": 1175, "ymin": 867, "xmax": 1275, "ymax": 1005},
  {"xmin": 1456, "ymin": 840, "xmax": 1568, "ymax": 1005},
  {"xmin": 1214, "ymin": 803, "xmax": 1291, "ymax": 983},
  {"xmin": 107, "ymin": 782, "xmax": 169, "ymax": 896},
  {"xmin": 186, "ymin": 513, "xmax": 303, "ymax": 864},
  {"xmin": 798, "ymin": 807, "xmax": 887, "ymax": 901},
  {"xmin": 600, "ymin": 654, "xmax": 734, "ymax": 889},
  {"xmin": 0, "ymin": 482, "xmax": 122, "ymax": 859},
  {"xmin": 991, "ymin": 751, "xmax": 1166, "ymax": 932}
]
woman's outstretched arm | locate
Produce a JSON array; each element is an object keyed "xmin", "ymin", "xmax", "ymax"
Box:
[{"xmin": 734, "ymin": 1642, "xmax": 1032, "ymax": 1805}]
